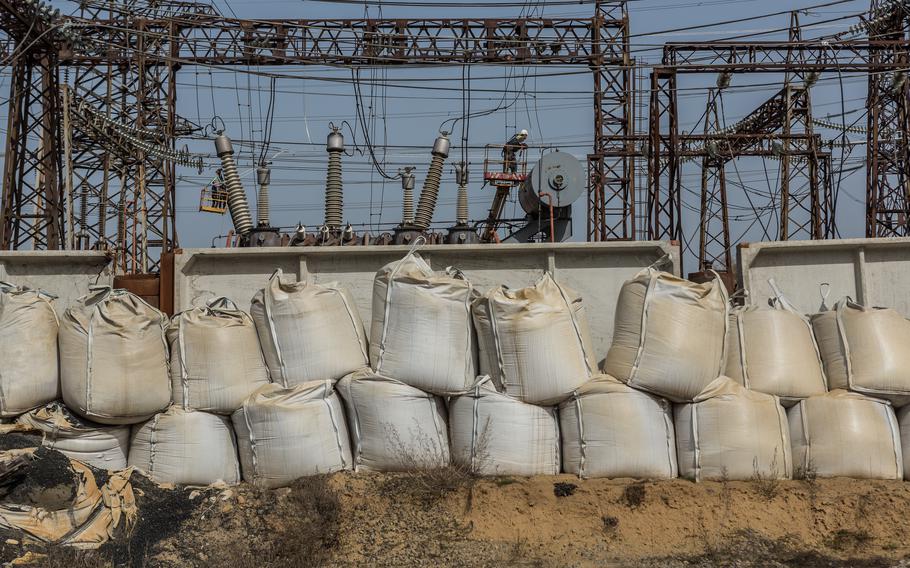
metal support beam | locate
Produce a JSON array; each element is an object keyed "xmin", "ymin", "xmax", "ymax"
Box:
[
  {"xmin": 588, "ymin": 1, "xmax": 634, "ymax": 241},
  {"xmin": 866, "ymin": 0, "xmax": 910, "ymax": 237},
  {"xmin": 0, "ymin": 53, "xmax": 63, "ymax": 250}
]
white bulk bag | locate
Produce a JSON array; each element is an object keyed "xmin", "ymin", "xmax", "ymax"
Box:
[
  {"xmin": 371, "ymin": 250, "xmax": 477, "ymax": 395},
  {"xmin": 233, "ymin": 381, "xmax": 352, "ymax": 488},
  {"xmin": 449, "ymin": 377, "xmax": 560, "ymax": 476},
  {"xmin": 251, "ymin": 270, "xmax": 368, "ymax": 386},
  {"xmin": 604, "ymin": 268, "xmax": 728, "ymax": 403},
  {"xmin": 59, "ymin": 287, "xmax": 171, "ymax": 425},
  {"xmin": 811, "ymin": 299, "xmax": 910, "ymax": 402},
  {"xmin": 726, "ymin": 287, "xmax": 826, "ymax": 404},
  {"xmin": 788, "ymin": 390, "xmax": 902, "ymax": 480},
  {"xmin": 559, "ymin": 375, "xmax": 677, "ymax": 479},
  {"xmin": 17, "ymin": 403, "xmax": 129, "ymax": 470},
  {"xmin": 0, "ymin": 283, "xmax": 59, "ymax": 417},
  {"xmin": 897, "ymin": 406, "xmax": 910, "ymax": 481},
  {"xmin": 473, "ymin": 273, "xmax": 596, "ymax": 405},
  {"xmin": 168, "ymin": 297, "xmax": 270, "ymax": 414},
  {"xmin": 337, "ymin": 370, "xmax": 449, "ymax": 472},
  {"xmin": 675, "ymin": 377, "xmax": 791, "ymax": 481},
  {"xmin": 128, "ymin": 407, "xmax": 240, "ymax": 485}
]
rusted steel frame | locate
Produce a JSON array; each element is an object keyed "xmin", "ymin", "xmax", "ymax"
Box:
[
  {"xmin": 647, "ymin": 68, "xmax": 680, "ymax": 243},
  {"xmin": 0, "ymin": 53, "xmax": 63, "ymax": 250},
  {"xmin": 698, "ymin": 90, "xmax": 731, "ymax": 272},
  {"xmin": 67, "ymin": 17, "xmax": 624, "ymax": 65},
  {"xmin": 662, "ymin": 41, "xmax": 906, "ymax": 71}
]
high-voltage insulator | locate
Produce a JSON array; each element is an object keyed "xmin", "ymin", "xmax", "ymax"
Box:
[
  {"xmin": 414, "ymin": 133, "xmax": 450, "ymax": 231},
  {"xmin": 78, "ymin": 187, "xmax": 89, "ymax": 249},
  {"xmin": 324, "ymin": 127, "xmax": 345, "ymax": 230},
  {"xmin": 256, "ymin": 164, "xmax": 271, "ymax": 227},
  {"xmin": 446, "ymin": 161, "xmax": 479, "ymax": 245},
  {"xmin": 454, "ymin": 162, "xmax": 469, "ymax": 225},
  {"xmin": 214, "ymin": 133, "xmax": 254, "ymax": 236},
  {"xmin": 249, "ymin": 162, "xmax": 282, "ymax": 247},
  {"xmin": 399, "ymin": 167, "xmax": 416, "ymax": 224}
]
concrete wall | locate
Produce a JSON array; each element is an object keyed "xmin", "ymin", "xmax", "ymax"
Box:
[
  {"xmin": 738, "ymin": 238, "xmax": 910, "ymax": 316},
  {"xmin": 175, "ymin": 241, "xmax": 680, "ymax": 364},
  {"xmin": 0, "ymin": 251, "xmax": 114, "ymax": 314}
]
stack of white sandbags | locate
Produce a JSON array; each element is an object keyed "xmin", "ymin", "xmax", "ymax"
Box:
[
  {"xmin": 337, "ymin": 369, "xmax": 449, "ymax": 472},
  {"xmin": 675, "ymin": 377, "xmax": 792, "ymax": 481},
  {"xmin": 360, "ymin": 249, "xmax": 598, "ymax": 477},
  {"xmin": 603, "ymin": 267, "xmax": 729, "ymax": 403},
  {"xmin": 560, "ymin": 375, "xmax": 677, "ymax": 479},
  {"xmin": 789, "ymin": 390, "xmax": 902, "ymax": 480},
  {"xmin": 129, "ymin": 407, "xmax": 240, "ymax": 485},
  {"xmin": 233, "ymin": 381, "xmax": 352, "ymax": 488},
  {"xmin": 59, "ymin": 287, "xmax": 171, "ymax": 425},
  {"xmin": 18, "ymin": 402, "xmax": 130, "ymax": 470},
  {"xmin": 449, "ymin": 377, "xmax": 560, "ymax": 476},
  {"xmin": 460, "ymin": 272, "xmax": 602, "ymax": 475},
  {"xmin": 371, "ymin": 250, "xmax": 478, "ymax": 395},
  {"xmin": 812, "ymin": 299, "xmax": 910, "ymax": 406},
  {"xmin": 0, "ymin": 283, "xmax": 60, "ymax": 417},
  {"xmin": 473, "ymin": 273, "xmax": 597, "ymax": 405},
  {"xmin": 251, "ymin": 269, "xmax": 369, "ymax": 386},
  {"xmin": 129, "ymin": 296, "xmax": 275, "ymax": 485},
  {"xmin": 168, "ymin": 297, "xmax": 270, "ymax": 413}
]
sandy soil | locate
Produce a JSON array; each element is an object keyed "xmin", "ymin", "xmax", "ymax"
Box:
[{"xmin": 5, "ymin": 450, "xmax": 910, "ymax": 567}]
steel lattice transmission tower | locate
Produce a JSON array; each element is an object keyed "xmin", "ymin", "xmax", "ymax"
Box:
[{"xmin": 0, "ymin": 0, "xmax": 635, "ymax": 269}]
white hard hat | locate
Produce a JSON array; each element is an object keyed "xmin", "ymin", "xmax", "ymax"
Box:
[{"xmin": 519, "ymin": 129, "xmax": 529, "ymax": 137}]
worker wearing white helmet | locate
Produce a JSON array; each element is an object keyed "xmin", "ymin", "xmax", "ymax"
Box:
[{"xmin": 502, "ymin": 129, "xmax": 529, "ymax": 174}]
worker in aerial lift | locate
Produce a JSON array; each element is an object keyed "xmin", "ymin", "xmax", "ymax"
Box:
[
  {"xmin": 502, "ymin": 129, "xmax": 529, "ymax": 175},
  {"xmin": 211, "ymin": 168, "xmax": 227, "ymax": 209}
]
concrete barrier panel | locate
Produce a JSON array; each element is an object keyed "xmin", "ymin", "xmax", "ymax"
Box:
[
  {"xmin": 175, "ymin": 242, "xmax": 680, "ymax": 364},
  {"xmin": 0, "ymin": 251, "xmax": 113, "ymax": 314},
  {"xmin": 738, "ymin": 238, "xmax": 910, "ymax": 316}
]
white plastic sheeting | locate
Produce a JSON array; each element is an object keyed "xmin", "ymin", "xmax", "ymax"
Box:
[
  {"xmin": 370, "ymin": 250, "xmax": 477, "ymax": 395},
  {"xmin": 337, "ymin": 370, "xmax": 449, "ymax": 472},
  {"xmin": 449, "ymin": 378, "xmax": 560, "ymax": 476},
  {"xmin": 251, "ymin": 269, "xmax": 369, "ymax": 386},
  {"xmin": 604, "ymin": 268, "xmax": 728, "ymax": 403},
  {"xmin": 0, "ymin": 283, "xmax": 59, "ymax": 417},
  {"xmin": 129, "ymin": 407, "xmax": 240, "ymax": 485},
  {"xmin": 233, "ymin": 381, "xmax": 352, "ymax": 488},
  {"xmin": 675, "ymin": 377, "xmax": 791, "ymax": 481},
  {"xmin": 559, "ymin": 375, "xmax": 677, "ymax": 479},
  {"xmin": 168, "ymin": 297, "xmax": 270, "ymax": 414},
  {"xmin": 59, "ymin": 287, "xmax": 170, "ymax": 425},
  {"xmin": 17, "ymin": 403, "xmax": 129, "ymax": 470},
  {"xmin": 473, "ymin": 273, "xmax": 596, "ymax": 405},
  {"xmin": 725, "ymin": 287, "xmax": 826, "ymax": 404},
  {"xmin": 788, "ymin": 390, "xmax": 902, "ymax": 480},
  {"xmin": 812, "ymin": 299, "xmax": 910, "ymax": 402}
]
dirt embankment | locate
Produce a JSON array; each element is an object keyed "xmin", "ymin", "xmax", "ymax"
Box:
[{"xmin": 7, "ymin": 453, "xmax": 910, "ymax": 567}]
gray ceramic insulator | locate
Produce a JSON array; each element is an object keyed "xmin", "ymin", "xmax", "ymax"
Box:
[
  {"xmin": 325, "ymin": 130, "xmax": 344, "ymax": 229},
  {"xmin": 256, "ymin": 165, "xmax": 271, "ymax": 226},
  {"xmin": 414, "ymin": 135, "xmax": 450, "ymax": 230},
  {"xmin": 214, "ymin": 134, "xmax": 253, "ymax": 236},
  {"xmin": 400, "ymin": 168, "xmax": 415, "ymax": 224}
]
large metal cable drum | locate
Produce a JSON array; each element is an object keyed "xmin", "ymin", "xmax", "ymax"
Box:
[{"xmin": 518, "ymin": 150, "xmax": 584, "ymax": 213}]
